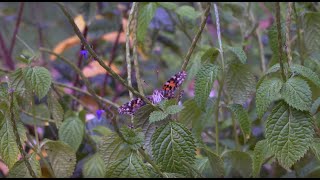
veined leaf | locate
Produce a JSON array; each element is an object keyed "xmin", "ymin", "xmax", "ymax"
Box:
[
  {"xmin": 311, "ymin": 138, "xmax": 320, "ymax": 161},
  {"xmin": 149, "ymin": 110, "xmax": 168, "ymax": 123},
  {"xmin": 166, "ymin": 105, "xmax": 184, "ymax": 115},
  {"xmin": 83, "ymin": 153, "xmax": 106, "ymax": 178},
  {"xmin": 137, "ymin": 2, "xmax": 157, "ymax": 44},
  {"xmin": 7, "ymin": 153, "xmax": 41, "ymax": 178},
  {"xmin": 222, "ymin": 150, "xmax": 252, "ymax": 178},
  {"xmin": 9, "ymin": 68, "xmax": 26, "ymax": 96},
  {"xmin": 121, "ymin": 126, "xmax": 144, "ymax": 150},
  {"xmin": 311, "ymin": 97, "xmax": 320, "ymax": 115},
  {"xmin": 23, "ymin": 66, "xmax": 52, "ymax": 99},
  {"xmin": 151, "ymin": 121, "xmax": 196, "ymax": 173},
  {"xmin": 47, "ymin": 90, "xmax": 64, "ymax": 128},
  {"xmin": 201, "ymin": 47, "xmax": 219, "ymax": 64},
  {"xmin": 266, "ymin": 101, "xmax": 314, "ymax": 168},
  {"xmin": 303, "ymin": 12, "xmax": 320, "ymax": 53},
  {"xmin": 58, "ymin": 116, "xmax": 84, "ymax": 151},
  {"xmin": 195, "ymin": 63, "xmax": 220, "ymax": 110},
  {"xmin": 256, "ymin": 78, "xmax": 283, "ymax": 118},
  {"xmin": 178, "ymin": 99, "xmax": 202, "ymax": 127},
  {"xmin": 43, "ymin": 140, "xmax": 76, "ymax": 178},
  {"xmin": 290, "ymin": 64, "xmax": 320, "ymax": 88},
  {"xmin": 226, "ymin": 46, "xmax": 247, "ymax": 64},
  {"xmin": 281, "ymin": 77, "xmax": 312, "ymax": 111},
  {"xmin": 203, "ymin": 147, "xmax": 224, "ymax": 178},
  {"xmin": 105, "ymin": 151, "xmax": 150, "ymax": 178},
  {"xmin": 228, "ymin": 104, "xmax": 251, "ymax": 141},
  {"xmin": 252, "ymin": 140, "xmax": 270, "ymax": 177},
  {"xmin": 226, "ymin": 63, "xmax": 256, "ymax": 104}
]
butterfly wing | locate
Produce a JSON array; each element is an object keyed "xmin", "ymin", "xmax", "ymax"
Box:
[
  {"xmin": 162, "ymin": 71, "xmax": 187, "ymax": 98},
  {"xmin": 118, "ymin": 98, "xmax": 146, "ymax": 115}
]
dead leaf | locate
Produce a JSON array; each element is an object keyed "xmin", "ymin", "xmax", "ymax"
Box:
[{"xmin": 82, "ymin": 60, "xmax": 120, "ymax": 78}]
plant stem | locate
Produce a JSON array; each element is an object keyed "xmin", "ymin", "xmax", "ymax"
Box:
[
  {"xmin": 285, "ymin": 2, "xmax": 293, "ymax": 66},
  {"xmin": 21, "ymin": 109, "xmax": 56, "ymax": 123},
  {"xmin": 9, "ymin": 2, "xmax": 24, "ymax": 57},
  {"xmin": 293, "ymin": 2, "xmax": 304, "ymax": 65},
  {"xmin": 138, "ymin": 148, "xmax": 164, "ymax": 177},
  {"xmin": 9, "ymin": 92, "xmax": 37, "ymax": 177},
  {"xmin": 231, "ymin": 115, "xmax": 240, "ymax": 150},
  {"xmin": 275, "ymin": 2, "xmax": 287, "ymax": 81}
]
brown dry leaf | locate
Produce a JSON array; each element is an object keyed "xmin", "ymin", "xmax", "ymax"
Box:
[{"xmin": 82, "ymin": 60, "xmax": 120, "ymax": 78}]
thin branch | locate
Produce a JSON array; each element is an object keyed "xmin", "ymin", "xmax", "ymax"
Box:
[
  {"xmin": 55, "ymin": 2, "xmax": 155, "ymax": 108},
  {"xmin": 275, "ymin": 2, "xmax": 287, "ymax": 81},
  {"xmin": 21, "ymin": 109, "xmax": 56, "ymax": 123},
  {"xmin": 9, "ymin": 92, "xmax": 36, "ymax": 177},
  {"xmin": 285, "ymin": 2, "xmax": 293, "ymax": 66},
  {"xmin": 9, "ymin": 2, "xmax": 25, "ymax": 57}
]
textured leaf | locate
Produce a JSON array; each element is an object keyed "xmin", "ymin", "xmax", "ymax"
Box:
[
  {"xmin": 256, "ymin": 78, "xmax": 283, "ymax": 118},
  {"xmin": 7, "ymin": 153, "xmax": 41, "ymax": 178},
  {"xmin": 266, "ymin": 101, "xmax": 314, "ymax": 168},
  {"xmin": 252, "ymin": 140, "xmax": 270, "ymax": 177},
  {"xmin": 47, "ymin": 91, "xmax": 64, "ymax": 128},
  {"xmin": 281, "ymin": 77, "xmax": 312, "ymax": 111},
  {"xmin": 23, "ymin": 66, "xmax": 52, "ymax": 99},
  {"xmin": 311, "ymin": 138, "xmax": 320, "ymax": 161},
  {"xmin": 9, "ymin": 68, "xmax": 26, "ymax": 95},
  {"xmin": 178, "ymin": 99, "xmax": 202, "ymax": 127},
  {"xmin": 163, "ymin": 172, "xmax": 185, "ymax": 178},
  {"xmin": 228, "ymin": 104, "xmax": 251, "ymax": 140},
  {"xmin": 92, "ymin": 126, "xmax": 113, "ymax": 136},
  {"xmin": 166, "ymin": 105, "xmax": 184, "ymax": 115},
  {"xmin": 151, "ymin": 121, "xmax": 196, "ymax": 173},
  {"xmin": 97, "ymin": 133, "xmax": 129, "ymax": 167},
  {"xmin": 137, "ymin": 2, "xmax": 157, "ymax": 44},
  {"xmin": 175, "ymin": 5, "xmax": 201, "ymax": 20},
  {"xmin": 222, "ymin": 151, "xmax": 252, "ymax": 178},
  {"xmin": 203, "ymin": 148, "xmax": 224, "ymax": 178},
  {"xmin": 201, "ymin": 47, "xmax": 219, "ymax": 64},
  {"xmin": 105, "ymin": 151, "xmax": 150, "ymax": 178},
  {"xmin": 134, "ymin": 104, "xmax": 156, "ymax": 127},
  {"xmin": 303, "ymin": 12, "xmax": 320, "ymax": 53},
  {"xmin": 311, "ymin": 97, "xmax": 320, "ymax": 115},
  {"xmin": 266, "ymin": 63, "xmax": 281, "ymax": 75},
  {"xmin": 226, "ymin": 46, "xmax": 247, "ymax": 64},
  {"xmin": 121, "ymin": 126, "xmax": 144, "ymax": 150},
  {"xmin": 149, "ymin": 110, "xmax": 168, "ymax": 123},
  {"xmin": 290, "ymin": 64, "xmax": 320, "ymax": 88},
  {"xmin": 58, "ymin": 116, "xmax": 84, "ymax": 151},
  {"xmin": 83, "ymin": 153, "xmax": 106, "ymax": 178},
  {"xmin": 43, "ymin": 140, "xmax": 76, "ymax": 178},
  {"xmin": 195, "ymin": 63, "xmax": 220, "ymax": 110},
  {"xmin": 0, "ymin": 108, "xmax": 27, "ymax": 169},
  {"xmin": 226, "ymin": 63, "xmax": 256, "ymax": 104}
]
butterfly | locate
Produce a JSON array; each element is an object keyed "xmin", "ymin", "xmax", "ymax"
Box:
[{"xmin": 118, "ymin": 71, "xmax": 187, "ymax": 115}]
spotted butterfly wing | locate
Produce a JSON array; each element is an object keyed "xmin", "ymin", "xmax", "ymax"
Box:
[{"xmin": 161, "ymin": 71, "xmax": 187, "ymax": 99}]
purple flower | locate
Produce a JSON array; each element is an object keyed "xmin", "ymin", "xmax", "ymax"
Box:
[
  {"xmin": 96, "ymin": 109, "xmax": 105, "ymax": 120},
  {"xmin": 80, "ymin": 50, "xmax": 89, "ymax": 59}
]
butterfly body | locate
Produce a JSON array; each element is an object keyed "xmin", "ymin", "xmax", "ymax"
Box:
[{"xmin": 118, "ymin": 71, "xmax": 187, "ymax": 115}]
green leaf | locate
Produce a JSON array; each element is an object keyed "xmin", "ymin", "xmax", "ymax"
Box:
[
  {"xmin": 195, "ymin": 63, "xmax": 220, "ymax": 110},
  {"xmin": 83, "ymin": 153, "xmax": 106, "ymax": 178},
  {"xmin": 7, "ymin": 153, "xmax": 41, "ymax": 178},
  {"xmin": 222, "ymin": 150, "xmax": 252, "ymax": 178},
  {"xmin": 0, "ymin": 108, "xmax": 27, "ymax": 169},
  {"xmin": 9, "ymin": 68, "xmax": 26, "ymax": 95},
  {"xmin": 256, "ymin": 78, "xmax": 283, "ymax": 118},
  {"xmin": 58, "ymin": 116, "xmax": 85, "ymax": 151},
  {"xmin": 252, "ymin": 140, "xmax": 270, "ymax": 177},
  {"xmin": 281, "ymin": 77, "xmax": 312, "ymax": 111},
  {"xmin": 149, "ymin": 110, "xmax": 168, "ymax": 123},
  {"xmin": 97, "ymin": 133, "xmax": 129, "ymax": 167},
  {"xmin": 228, "ymin": 104, "xmax": 251, "ymax": 140},
  {"xmin": 157, "ymin": 2, "xmax": 177, "ymax": 10},
  {"xmin": 268, "ymin": 25, "xmax": 280, "ymax": 63},
  {"xmin": 175, "ymin": 5, "xmax": 201, "ymax": 20},
  {"xmin": 178, "ymin": 99, "xmax": 202, "ymax": 127},
  {"xmin": 311, "ymin": 138, "xmax": 320, "ymax": 161},
  {"xmin": 151, "ymin": 121, "xmax": 196, "ymax": 173},
  {"xmin": 302, "ymin": 12, "xmax": 320, "ymax": 53},
  {"xmin": 92, "ymin": 126, "xmax": 113, "ymax": 136},
  {"xmin": 105, "ymin": 151, "xmax": 150, "ymax": 178},
  {"xmin": 226, "ymin": 63, "xmax": 256, "ymax": 104},
  {"xmin": 47, "ymin": 91, "xmax": 64, "ymax": 128},
  {"xmin": 266, "ymin": 101, "xmax": 314, "ymax": 168},
  {"xmin": 203, "ymin": 147, "xmax": 224, "ymax": 178},
  {"xmin": 43, "ymin": 140, "xmax": 76, "ymax": 178},
  {"xmin": 23, "ymin": 66, "xmax": 52, "ymax": 99},
  {"xmin": 166, "ymin": 105, "xmax": 184, "ymax": 115},
  {"xmin": 290, "ymin": 64, "xmax": 320, "ymax": 88},
  {"xmin": 226, "ymin": 46, "xmax": 247, "ymax": 64},
  {"xmin": 311, "ymin": 97, "xmax": 320, "ymax": 115},
  {"xmin": 266, "ymin": 63, "xmax": 281, "ymax": 75},
  {"xmin": 201, "ymin": 47, "xmax": 219, "ymax": 64},
  {"xmin": 137, "ymin": 2, "xmax": 157, "ymax": 44},
  {"xmin": 163, "ymin": 172, "xmax": 185, "ymax": 178},
  {"xmin": 121, "ymin": 126, "xmax": 144, "ymax": 150}
]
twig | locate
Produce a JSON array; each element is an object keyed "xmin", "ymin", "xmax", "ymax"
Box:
[
  {"xmin": 132, "ymin": 2, "xmax": 145, "ymax": 96},
  {"xmin": 55, "ymin": 2, "xmax": 155, "ymax": 108},
  {"xmin": 9, "ymin": 2, "xmax": 25, "ymax": 57},
  {"xmin": 20, "ymin": 109, "xmax": 56, "ymax": 123},
  {"xmin": 275, "ymin": 2, "xmax": 287, "ymax": 81},
  {"xmin": 285, "ymin": 2, "xmax": 293, "ymax": 66},
  {"xmin": 9, "ymin": 92, "xmax": 37, "ymax": 177}
]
